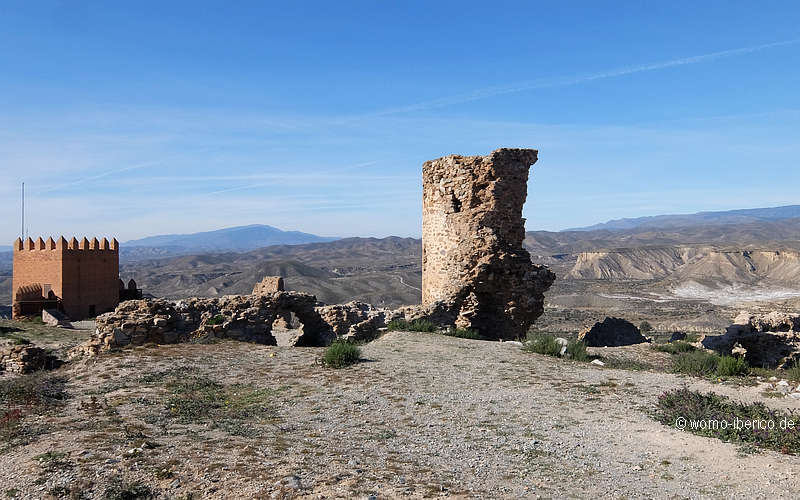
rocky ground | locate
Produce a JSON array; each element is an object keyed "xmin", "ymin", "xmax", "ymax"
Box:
[{"xmin": 1, "ymin": 321, "xmax": 800, "ymax": 499}]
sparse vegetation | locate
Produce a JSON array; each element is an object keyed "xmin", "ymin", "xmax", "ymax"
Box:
[
  {"xmin": 386, "ymin": 318, "xmax": 436, "ymax": 332},
  {"xmin": 600, "ymin": 358, "xmax": 654, "ymax": 371},
  {"xmin": 655, "ymin": 388, "xmax": 800, "ymax": 455},
  {"xmin": 136, "ymin": 367, "xmax": 280, "ymax": 435},
  {"xmin": 565, "ymin": 339, "xmax": 589, "ymax": 362},
  {"xmin": 639, "ymin": 320, "xmax": 653, "ymax": 333},
  {"xmin": 670, "ymin": 350, "xmax": 752, "ymax": 378},
  {"xmin": 651, "ymin": 341, "xmax": 696, "ymax": 354},
  {"xmin": 524, "ymin": 333, "xmax": 562, "ymax": 357},
  {"xmin": 785, "ymin": 362, "xmax": 800, "ymax": 382},
  {"xmin": 717, "ymin": 356, "xmax": 750, "ymax": 377},
  {"xmin": 523, "ymin": 331, "xmax": 591, "ymax": 361},
  {"xmin": 321, "ymin": 341, "xmax": 361, "ymax": 368},
  {"xmin": 206, "ymin": 314, "xmax": 227, "ymax": 326},
  {"xmin": 0, "ymin": 373, "xmax": 69, "ymax": 446},
  {"xmin": 443, "ymin": 326, "xmax": 480, "ymax": 339},
  {"xmin": 524, "ymin": 333, "xmax": 589, "ymax": 361},
  {"xmin": 671, "ymin": 350, "xmax": 720, "ymax": 376},
  {"xmin": 103, "ymin": 478, "xmax": 154, "ymax": 500}
]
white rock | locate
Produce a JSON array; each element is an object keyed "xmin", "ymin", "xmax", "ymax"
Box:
[
  {"xmin": 591, "ymin": 359, "xmax": 605, "ymax": 366},
  {"xmin": 789, "ymin": 393, "xmax": 800, "ymax": 400},
  {"xmin": 777, "ymin": 380, "xmax": 790, "ymax": 386},
  {"xmin": 504, "ymin": 341, "xmax": 524, "ymax": 348},
  {"xmin": 769, "ymin": 376, "xmax": 779, "ymax": 381}
]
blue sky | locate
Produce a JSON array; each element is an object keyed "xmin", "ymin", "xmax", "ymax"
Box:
[{"xmin": 1, "ymin": 1, "xmax": 799, "ymax": 242}]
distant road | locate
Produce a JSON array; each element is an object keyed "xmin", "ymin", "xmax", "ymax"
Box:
[{"xmin": 395, "ymin": 275, "xmax": 422, "ymax": 292}]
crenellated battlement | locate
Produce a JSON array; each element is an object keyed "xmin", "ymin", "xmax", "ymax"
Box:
[{"xmin": 14, "ymin": 236, "xmax": 119, "ymax": 253}]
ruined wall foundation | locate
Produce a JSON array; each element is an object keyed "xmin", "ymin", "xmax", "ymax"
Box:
[{"xmin": 421, "ymin": 148, "xmax": 555, "ymax": 339}]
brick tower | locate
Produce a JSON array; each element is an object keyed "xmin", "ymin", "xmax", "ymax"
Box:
[{"xmin": 12, "ymin": 236, "xmax": 120, "ymax": 320}]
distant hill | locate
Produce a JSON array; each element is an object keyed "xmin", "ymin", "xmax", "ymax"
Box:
[
  {"xmin": 526, "ymin": 217, "xmax": 800, "ymax": 255},
  {"xmin": 119, "ymin": 237, "xmax": 422, "ymax": 307},
  {"xmin": 566, "ymin": 205, "xmax": 800, "ymax": 232},
  {"xmin": 123, "ymin": 224, "xmax": 338, "ymax": 255}
]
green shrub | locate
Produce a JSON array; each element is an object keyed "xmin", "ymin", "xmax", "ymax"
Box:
[
  {"xmin": 651, "ymin": 341, "xmax": 696, "ymax": 354},
  {"xmin": 206, "ymin": 314, "xmax": 227, "ymax": 326},
  {"xmin": 565, "ymin": 339, "xmax": 589, "ymax": 361},
  {"xmin": 639, "ymin": 320, "xmax": 653, "ymax": 333},
  {"xmin": 443, "ymin": 327, "xmax": 480, "ymax": 339},
  {"xmin": 671, "ymin": 350, "xmax": 719, "ymax": 376},
  {"xmin": 654, "ymin": 388, "xmax": 800, "ymax": 454},
  {"xmin": 386, "ymin": 318, "xmax": 436, "ymax": 332},
  {"xmin": 525, "ymin": 333, "xmax": 563, "ymax": 357},
  {"xmin": 785, "ymin": 362, "xmax": 800, "ymax": 382},
  {"xmin": 717, "ymin": 356, "xmax": 750, "ymax": 377},
  {"xmin": 104, "ymin": 478, "xmax": 154, "ymax": 500},
  {"xmin": 322, "ymin": 341, "xmax": 361, "ymax": 368}
]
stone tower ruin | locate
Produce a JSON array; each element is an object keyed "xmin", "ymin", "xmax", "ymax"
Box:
[
  {"xmin": 421, "ymin": 148, "xmax": 555, "ymax": 339},
  {"xmin": 12, "ymin": 236, "xmax": 120, "ymax": 320}
]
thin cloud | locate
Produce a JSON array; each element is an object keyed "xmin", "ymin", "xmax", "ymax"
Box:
[{"xmin": 354, "ymin": 38, "xmax": 800, "ymax": 119}]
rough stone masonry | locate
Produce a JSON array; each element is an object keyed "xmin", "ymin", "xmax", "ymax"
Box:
[{"xmin": 421, "ymin": 148, "xmax": 555, "ymax": 339}]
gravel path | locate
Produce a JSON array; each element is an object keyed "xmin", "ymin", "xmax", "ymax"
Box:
[{"xmin": 1, "ymin": 331, "xmax": 799, "ymax": 498}]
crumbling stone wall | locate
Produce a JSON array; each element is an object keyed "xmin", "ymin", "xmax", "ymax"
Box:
[
  {"xmin": 316, "ymin": 301, "xmax": 400, "ymax": 342},
  {"xmin": 0, "ymin": 341, "xmax": 57, "ymax": 373},
  {"xmin": 76, "ymin": 291, "xmax": 334, "ymax": 356},
  {"xmin": 253, "ymin": 276, "xmax": 285, "ymax": 294},
  {"xmin": 421, "ymin": 148, "xmax": 555, "ymax": 339},
  {"xmin": 701, "ymin": 312, "xmax": 800, "ymax": 368}
]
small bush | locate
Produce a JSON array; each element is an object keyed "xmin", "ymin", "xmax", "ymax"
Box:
[
  {"xmin": 525, "ymin": 333, "xmax": 563, "ymax": 357},
  {"xmin": 206, "ymin": 314, "xmax": 227, "ymax": 326},
  {"xmin": 785, "ymin": 362, "xmax": 800, "ymax": 382},
  {"xmin": 386, "ymin": 318, "xmax": 436, "ymax": 332},
  {"xmin": 639, "ymin": 321, "xmax": 653, "ymax": 333},
  {"xmin": 717, "ymin": 356, "xmax": 750, "ymax": 377},
  {"xmin": 671, "ymin": 350, "xmax": 719, "ymax": 376},
  {"xmin": 655, "ymin": 388, "xmax": 800, "ymax": 454},
  {"xmin": 600, "ymin": 358, "xmax": 654, "ymax": 371},
  {"xmin": 321, "ymin": 341, "xmax": 361, "ymax": 368},
  {"xmin": 651, "ymin": 341, "xmax": 696, "ymax": 354},
  {"xmin": 104, "ymin": 478, "xmax": 154, "ymax": 500},
  {"xmin": 565, "ymin": 339, "xmax": 589, "ymax": 361},
  {"xmin": 443, "ymin": 327, "xmax": 480, "ymax": 339}
]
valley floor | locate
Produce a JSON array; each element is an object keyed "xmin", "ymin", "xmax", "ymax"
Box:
[{"xmin": 1, "ymin": 327, "xmax": 800, "ymax": 498}]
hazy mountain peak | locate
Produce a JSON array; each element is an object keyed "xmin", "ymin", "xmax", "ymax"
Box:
[
  {"xmin": 566, "ymin": 205, "xmax": 800, "ymax": 232},
  {"xmin": 124, "ymin": 224, "xmax": 338, "ymax": 253}
]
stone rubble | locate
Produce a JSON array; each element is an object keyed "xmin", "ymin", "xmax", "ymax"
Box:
[
  {"xmin": 700, "ymin": 311, "xmax": 800, "ymax": 368},
  {"xmin": 315, "ymin": 301, "xmax": 399, "ymax": 343},
  {"xmin": 73, "ymin": 292, "xmax": 335, "ymax": 356},
  {"xmin": 0, "ymin": 340, "xmax": 57, "ymax": 373},
  {"xmin": 578, "ymin": 317, "xmax": 649, "ymax": 347}
]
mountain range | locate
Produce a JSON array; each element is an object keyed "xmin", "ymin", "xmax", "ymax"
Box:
[
  {"xmin": 566, "ymin": 205, "xmax": 800, "ymax": 232},
  {"xmin": 4, "ymin": 205, "xmax": 800, "ymax": 308},
  {"xmin": 117, "ymin": 224, "xmax": 339, "ymax": 260}
]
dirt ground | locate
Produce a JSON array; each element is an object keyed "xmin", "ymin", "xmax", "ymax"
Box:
[{"xmin": 2, "ymin": 322, "xmax": 800, "ymax": 499}]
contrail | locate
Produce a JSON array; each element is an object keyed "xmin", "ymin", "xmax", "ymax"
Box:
[
  {"xmin": 358, "ymin": 38, "xmax": 800, "ymax": 118},
  {"xmin": 37, "ymin": 159, "xmax": 165, "ymax": 194}
]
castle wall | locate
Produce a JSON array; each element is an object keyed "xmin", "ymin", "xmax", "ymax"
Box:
[
  {"xmin": 13, "ymin": 238, "xmax": 64, "ymax": 306},
  {"xmin": 421, "ymin": 148, "xmax": 555, "ymax": 339},
  {"xmin": 60, "ymin": 238, "xmax": 119, "ymax": 319}
]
